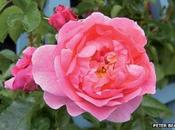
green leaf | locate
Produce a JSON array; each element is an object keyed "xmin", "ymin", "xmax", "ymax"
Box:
[
  {"xmin": 12, "ymin": 0, "xmax": 32, "ymax": 10},
  {"xmin": 2, "ymin": 64, "xmax": 14, "ymax": 80},
  {"xmin": 0, "ymin": 90, "xmax": 13, "ymax": 113},
  {"xmin": 0, "ymin": 0, "xmax": 7, "ymax": 12},
  {"xmin": 0, "ymin": 49, "xmax": 17, "ymax": 62},
  {"xmin": 147, "ymin": 45, "xmax": 158, "ymax": 63},
  {"xmin": 0, "ymin": 6, "xmax": 22, "ymax": 43},
  {"xmin": 33, "ymin": 19, "xmax": 55, "ymax": 35},
  {"xmin": 155, "ymin": 65, "xmax": 164, "ymax": 81},
  {"xmin": 67, "ymin": 124, "xmax": 81, "ymax": 130},
  {"xmin": 131, "ymin": 119, "xmax": 145, "ymax": 130},
  {"xmin": 36, "ymin": 0, "xmax": 46, "ymax": 10},
  {"xmin": 7, "ymin": 11, "xmax": 24, "ymax": 28},
  {"xmin": 22, "ymin": 2, "xmax": 41, "ymax": 32},
  {"xmin": 55, "ymin": 107, "xmax": 71, "ymax": 130},
  {"xmin": 120, "ymin": 108, "xmax": 161, "ymax": 130},
  {"xmin": 76, "ymin": 1, "xmax": 96, "ymax": 15},
  {"xmin": 128, "ymin": 117, "xmax": 160, "ymax": 130},
  {"xmin": 7, "ymin": 13, "xmax": 24, "ymax": 42},
  {"xmin": 9, "ymin": 22, "xmax": 24, "ymax": 42},
  {"xmin": 32, "ymin": 19, "xmax": 56, "ymax": 44},
  {"xmin": 111, "ymin": 5, "xmax": 122, "ymax": 18},
  {"xmin": 164, "ymin": 43, "xmax": 174, "ymax": 53},
  {"xmin": 11, "ymin": 1, "xmax": 41, "ymax": 32},
  {"xmin": 142, "ymin": 95, "xmax": 172, "ymax": 118},
  {"xmin": 157, "ymin": 78, "xmax": 168, "ymax": 89},
  {"xmin": 95, "ymin": 0, "xmax": 104, "ymax": 6},
  {"xmin": 0, "ymin": 75, "xmax": 3, "ymax": 87},
  {"xmin": 0, "ymin": 100, "xmax": 35, "ymax": 130},
  {"xmin": 147, "ymin": 0, "xmax": 157, "ymax": 4},
  {"xmin": 164, "ymin": 54, "xmax": 175, "ymax": 75},
  {"xmin": 0, "ymin": 55, "xmax": 11, "ymax": 73},
  {"xmin": 45, "ymin": 33, "xmax": 56, "ymax": 44},
  {"xmin": 0, "ymin": 87, "xmax": 14, "ymax": 96},
  {"xmin": 0, "ymin": 49, "xmax": 17, "ymax": 76},
  {"xmin": 31, "ymin": 117, "xmax": 50, "ymax": 130}
]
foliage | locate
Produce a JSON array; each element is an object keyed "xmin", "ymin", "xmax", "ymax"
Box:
[
  {"xmin": 0, "ymin": 0, "xmax": 55, "ymax": 45},
  {"xmin": 0, "ymin": 0, "xmax": 175, "ymax": 130}
]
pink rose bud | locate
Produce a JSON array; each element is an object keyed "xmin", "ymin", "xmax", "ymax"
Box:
[
  {"xmin": 48, "ymin": 5, "xmax": 77, "ymax": 30},
  {"xmin": 4, "ymin": 47, "xmax": 37, "ymax": 92},
  {"xmin": 32, "ymin": 12, "xmax": 156, "ymax": 122}
]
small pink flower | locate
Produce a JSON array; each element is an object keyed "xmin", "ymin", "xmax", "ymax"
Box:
[
  {"xmin": 5, "ymin": 47, "xmax": 37, "ymax": 92},
  {"xmin": 48, "ymin": 5, "xmax": 77, "ymax": 30},
  {"xmin": 32, "ymin": 12, "xmax": 156, "ymax": 122}
]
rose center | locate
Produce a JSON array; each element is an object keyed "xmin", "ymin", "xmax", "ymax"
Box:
[{"xmin": 96, "ymin": 52, "xmax": 117, "ymax": 77}]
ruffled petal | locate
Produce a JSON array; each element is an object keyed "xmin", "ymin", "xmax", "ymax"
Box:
[
  {"xmin": 141, "ymin": 63, "xmax": 156, "ymax": 94},
  {"xmin": 32, "ymin": 45, "xmax": 64, "ymax": 96},
  {"xmin": 107, "ymin": 96, "xmax": 142, "ymax": 122},
  {"xmin": 66, "ymin": 101, "xmax": 85, "ymax": 116},
  {"xmin": 78, "ymin": 45, "xmax": 96, "ymax": 58},
  {"xmin": 44, "ymin": 92, "xmax": 84, "ymax": 116},
  {"xmin": 110, "ymin": 17, "xmax": 147, "ymax": 47},
  {"xmin": 54, "ymin": 56, "xmax": 81, "ymax": 101},
  {"xmin": 4, "ymin": 78, "xmax": 15, "ymax": 90},
  {"xmin": 60, "ymin": 48, "xmax": 73, "ymax": 71},
  {"xmin": 76, "ymin": 92, "xmax": 123, "ymax": 107},
  {"xmin": 58, "ymin": 21, "xmax": 82, "ymax": 44},
  {"xmin": 75, "ymin": 101, "xmax": 116, "ymax": 121},
  {"xmin": 134, "ymin": 54, "xmax": 156, "ymax": 95},
  {"xmin": 44, "ymin": 92, "xmax": 66, "ymax": 109}
]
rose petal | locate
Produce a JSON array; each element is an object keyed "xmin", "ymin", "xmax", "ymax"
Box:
[
  {"xmin": 54, "ymin": 56, "xmax": 81, "ymax": 101},
  {"xmin": 66, "ymin": 101, "xmax": 85, "ymax": 116},
  {"xmin": 58, "ymin": 21, "xmax": 82, "ymax": 44},
  {"xmin": 122, "ymin": 64, "xmax": 145, "ymax": 89},
  {"xmin": 66, "ymin": 57, "xmax": 77, "ymax": 75},
  {"xmin": 4, "ymin": 78, "xmax": 15, "ymax": 90},
  {"xmin": 12, "ymin": 66, "xmax": 32, "ymax": 90},
  {"xmin": 77, "ymin": 92, "xmax": 123, "ymax": 107},
  {"xmin": 78, "ymin": 45, "xmax": 96, "ymax": 58},
  {"xmin": 44, "ymin": 92, "xmax": 66, "ymax": 109},
  {"xmin": 75, "ymin": 100, "xmax": 116, "ymax": 121},
  {"xmin": 134, "ymin": 54, "xmax": 156, "ymax": 95},
  {"xmin": 82, "ymin": 12, "xmax": 110, "ymax": 29},
  {"xmin": 110, "ymin": 17, "xmax": 147, "ymax": 47},
  {"xmin": 141, "ymin": 63, "xmax": 156, "ymax": 94},
  {"xmin": 66, "ymin": 33, "xmax": 83, "ymax": 51},
  {"xmin": 123, "ymin": 88, "xmax": 142, "ymax": 102},
  {"xmin": 32, "ymin": 45, "xmax": 64, "ymax": 96},
  {"xmin": 61, "ymin": 48, "xmax": 73, "ymax": 71},
  {"xmin": 44, "ymin": 92, "xmax": 84, "ymax": 116},
  {"xmin": 23, "ymin": 47, "xmax": 36, "ymax": 56},
  {"xmin": 107, "ymin": 96, "xmax": 142, "ymax": 122},
  {"xmin": 127, "ymin": 64, "xmax": 144, "ymax": 77}
]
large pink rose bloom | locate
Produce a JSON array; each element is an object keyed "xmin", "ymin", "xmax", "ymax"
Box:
[
  {"xmin": 5, "ymin": 47, "xmax": 37, "ymax": 92},
  {"xmin": 32, "ymin": 12, "xmax": 156, "ymax": 122}
]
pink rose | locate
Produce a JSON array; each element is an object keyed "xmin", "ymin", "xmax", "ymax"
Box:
[
  {"xmin": 32, "ymin": 12, "xmax": 156, "ymax": 122},
  {"xmin": 5, "ymin": 47, "xmax": 37, "ymax": 92},
  {"xmin": 48, "ymin": 5, "xmax": 77, "ymax": 30}
]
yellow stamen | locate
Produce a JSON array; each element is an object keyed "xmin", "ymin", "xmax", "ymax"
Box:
[{"xmin": 96, "ymin": 66, "xmax": 107, "ymax": 77}]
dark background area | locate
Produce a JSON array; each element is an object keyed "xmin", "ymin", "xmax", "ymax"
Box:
[{"xmin": 0, "ymin": 36, "xmax": 15, "ymax": 52}]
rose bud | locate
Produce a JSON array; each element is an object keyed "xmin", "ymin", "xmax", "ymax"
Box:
[
  {"xmin": 5, "ymin": 47, "xmax": 37, "ymax": 92},
  {"xmin": 48, "ymin": 5, "xmax": 77, "ymax": 30}
]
